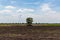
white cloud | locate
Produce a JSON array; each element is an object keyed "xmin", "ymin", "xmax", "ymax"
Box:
[
  {"xmin": 0, "ymin": 3, "xmax": 60, "ymax": 23},
  {"xmin": 39, "ymin": 3, "xmax": 60, "ymax": 23},
  {"xmin": 5, "ymin": 6, "xmax": 16, "ymax": 9},
  {"xmin": 40, "ymin": 3, "xmax": 55, "ymax": 15},
  {"xmin": 0, "ymin": 7, "xmax": 36, "ymax": 23},
  {"xmin": 0, "ymin": 9, "xmax": 12, "ymax": 13},
  {"xmin": 40, "ymin": 3, "xmax": 57, "ymax": 15},
  {"xmin": 41, "ymin": 4, "xmax": 51, "ymax": 12},
  {"xmin": 17, "ymin": 8, "xmax": 34, "ymax": 13}
]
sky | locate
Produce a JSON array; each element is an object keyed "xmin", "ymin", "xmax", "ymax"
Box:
[{"xmin": 0, "ymin": 0, "xmax": 60, "ymax": 23}]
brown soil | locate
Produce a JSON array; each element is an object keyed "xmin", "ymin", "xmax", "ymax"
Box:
[{"xmin": 0, "ymin": 26, "xmax": 60, "ymax": 40}]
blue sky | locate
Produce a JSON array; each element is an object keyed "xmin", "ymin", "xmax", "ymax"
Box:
[{"xmin": 0, "ymin": 0, "xmax": 60, "ymax": 23}]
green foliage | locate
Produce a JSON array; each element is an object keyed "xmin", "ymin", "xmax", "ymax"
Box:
[{"xmin": 26, "ymin": 17, "xmax": 33, "ymax": 26}]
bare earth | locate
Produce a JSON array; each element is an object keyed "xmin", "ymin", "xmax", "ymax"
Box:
[{"xmin": 0, "ymin": 26, "xmax": 60, "ymax": 40}]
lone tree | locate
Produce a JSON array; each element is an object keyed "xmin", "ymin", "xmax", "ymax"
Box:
[{"xmin": 26, "ymin": 17, "xmax": 33, "ymax": 26}]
